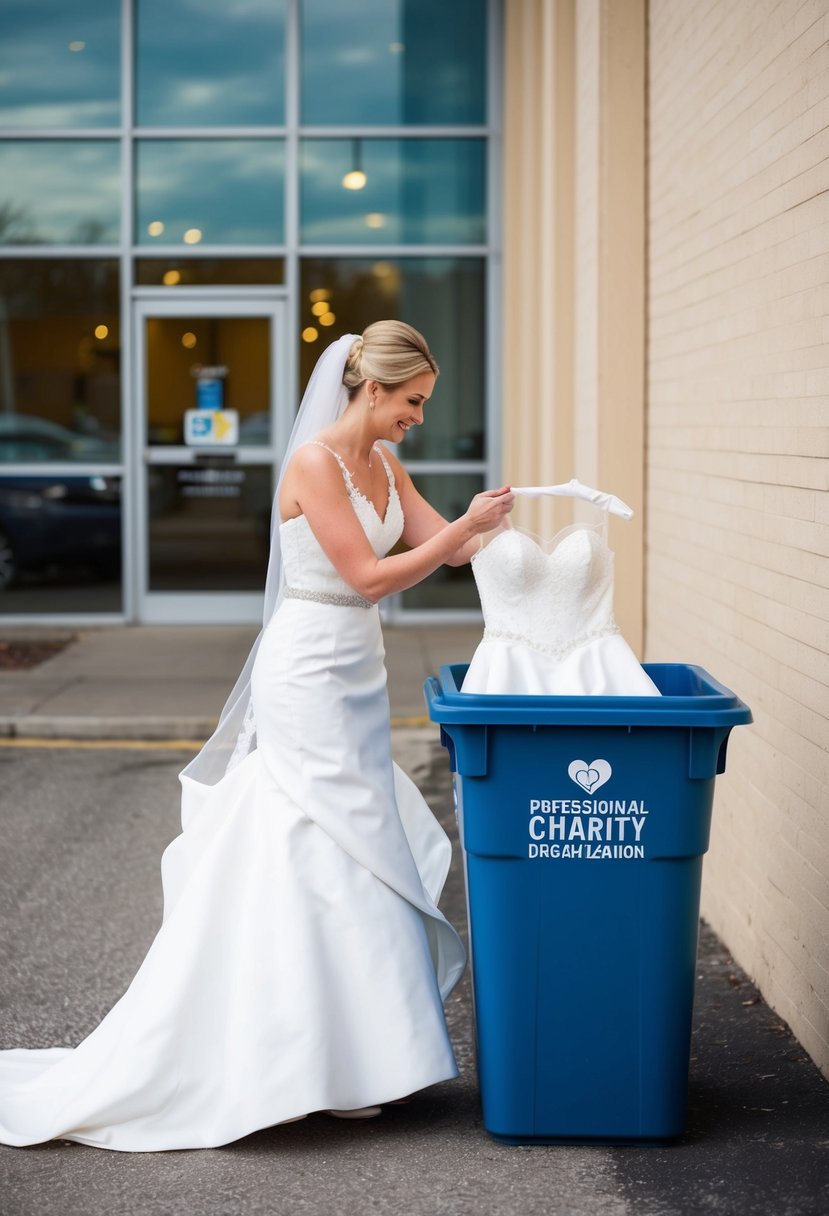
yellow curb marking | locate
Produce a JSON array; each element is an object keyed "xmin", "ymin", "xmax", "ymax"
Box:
[
  {"xmin": 0, "ymin": 738, "xmax": 203, "ymax": 751},
  {"xmin": 0, "ymin": 716, "xmax": 431, "ymax": 751}
]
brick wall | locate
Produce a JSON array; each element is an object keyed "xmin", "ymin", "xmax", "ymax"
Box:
[{"xmin": 647, "ymin": 0, "xmax": 829, "ymax": 1075}]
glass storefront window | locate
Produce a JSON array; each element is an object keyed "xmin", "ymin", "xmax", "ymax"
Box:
[
  {"xmin": 0, "ymin": 473, "xmax": 122, "ymax": 612},
  {"xmin": 147, "ymin": 464, "xmax": 270, "ymax": 592},
  {"xmin": 135, "ymin": 140, "xmax": 285, "ymax": 246},
  {"xmin": 0, "ymin": 1, "xmax": 493, "ymax": 621},
  {"xmin": 301, "ymin": 0, "xmax": 487, "ymax": 125},
  {"xmin": 0, "ymin": 259, "xmax": 120, "ymax": 462},
  {"xmin": 300, "ymin": 139, "xmax": 485, "ymax": 246},
  {"xmin": 135, "ymin": 0, "xmax": 286, "ymax": 127},
  {"xmin": 136, "ymin": 258, "xmax": 285, "ymax": 287},
  {"xmin": 0, "ymin": 142, "xmax": 120, "ymax": 245},
  {"xmin": 300, "ymin": 258, "xmax": 485, "ymax": 461},
  {"xmin": 399, "ymin": 473, "xmax": 482, "ymax": 610},
  {"xmin": 0, "ymin": 2, "xmax": 120, "ymax": 129},
  {"xmin": 145, "ymin": 316, "xmax": 271, "ymax": 446}
]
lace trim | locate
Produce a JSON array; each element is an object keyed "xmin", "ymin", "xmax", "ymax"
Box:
[
  {"xmin": 307, "ymin": 440, "xmax": 398, "ymax": 522},
  {"xmin": 284, "ymin": 586, "xmax": 373, "ymax": 609},
  {"xmin": 482, "ymin": 620, "xmax": 621, "ymax": 662},
  {"xmin": 308, "ymin": 440, "xmax": 394, "ymax": 486}
]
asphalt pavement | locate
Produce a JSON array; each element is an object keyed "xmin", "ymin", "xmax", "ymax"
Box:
[{"xmin": 0, "ymin": 626, "xmax": 827, "ymax": 1214}]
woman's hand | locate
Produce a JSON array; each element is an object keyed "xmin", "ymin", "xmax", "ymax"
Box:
[
  {"xmin": 463, "ymin": 486, "xmax": 515, "ymax": 534},
  {"xmin": 288, "ymin": 445, "xmax": 516, "ymax": 600}
]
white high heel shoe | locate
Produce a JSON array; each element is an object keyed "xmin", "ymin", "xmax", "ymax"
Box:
[{"xmin": 325, "ymin": 1106, "xmax": 382, "ymax": 1120}]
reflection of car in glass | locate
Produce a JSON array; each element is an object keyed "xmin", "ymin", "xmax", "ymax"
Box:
[
  {"xmin": 0, "ymin": 413, "xmax": 119, "ymax": 463},
  {"xmin": 0, "ymin": 476, "xmax": 121, "ymax": 591}
]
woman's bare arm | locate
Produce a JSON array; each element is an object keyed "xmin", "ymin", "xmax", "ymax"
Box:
[
  {"xmin": 279, "ymin": 445, "xmax": 513, "ymax": 603},
  {"xmin": 379, "ymin": 446, "xmax": 494, "ymax": 566}
]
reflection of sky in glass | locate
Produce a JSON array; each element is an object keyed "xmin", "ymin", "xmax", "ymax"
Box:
[
  {"xmin": 0, "ymin": 1, "xmax": 120, "ymax": 128},
  {"xmin": 301, "ymin": 0, "xmax": 486, "ymax": 125},
  {"xmin": 0, "ymin": 142, "xmax": 120, "ymax": 244},
  {"xmin": 136, "ymin": 141, "xmax": 284, "ymax": 245},
  {"xmin": 301, "ymin": 140, "xmax": 485, "ymax": 245},
  {"xmin": 136, "ymin": 0, "xmax": 285, "ymax": 126}
]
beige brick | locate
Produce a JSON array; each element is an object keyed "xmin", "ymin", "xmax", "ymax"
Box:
[
  {"xmin": 648, "ymin": 0, "xmax": 829, "ymax": 1078},
  {"xmin": 814, "ymin": 492, "xmax": 829, "ymax": 525}
]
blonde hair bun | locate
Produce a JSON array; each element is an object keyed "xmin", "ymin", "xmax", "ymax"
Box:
[{"xmin": 342, "ymin": 320, "xmax": 438, "ymax": 398}]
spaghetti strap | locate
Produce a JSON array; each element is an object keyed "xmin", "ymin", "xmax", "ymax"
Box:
[
  {"xmin": 372, "ymin": 443, "xmax": 396, "ymax": 489},
  {"xmin": 308, "ymin": 439, "xmax": 395, "ymax": 491},
  {"xmin": 306, "ymin": 440, "xmax": 396, "ymax": 524}
]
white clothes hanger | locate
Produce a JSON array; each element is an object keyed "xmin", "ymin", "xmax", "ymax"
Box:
[{"xmin": 511, "ymin": 478, "xmax": 634, "ymax": 520}]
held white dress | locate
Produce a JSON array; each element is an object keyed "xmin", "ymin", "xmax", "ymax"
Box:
[
  {"xmin": 0, "ymin": 444, "xmax": 465, "ymax": 1152},
  {"xmin": 462, "ymin": 522, "xmax": 660, "ymax": 696}
]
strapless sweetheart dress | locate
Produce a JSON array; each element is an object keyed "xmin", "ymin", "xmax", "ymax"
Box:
[{"xmin": 462, "ymin": 524, "xmax": 660, "ymax": 696}]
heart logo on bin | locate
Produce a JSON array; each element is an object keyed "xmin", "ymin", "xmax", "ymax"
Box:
[{"xmin": 568, "ymin": 759, "xmax": 612, "ymax": 794}]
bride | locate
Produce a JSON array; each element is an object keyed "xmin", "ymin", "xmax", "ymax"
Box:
[{"xmin": 0, "ymin": 321, "xmax": 514, "ymax": 1152}]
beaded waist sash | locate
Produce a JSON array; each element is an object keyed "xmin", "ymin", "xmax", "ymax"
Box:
[
  {"xmin": 482, "ymin": 620, "xmax": 620, "ymax": 662},
  {"xmin": 284, "ymin": 586, "xmax": 373, "ymax": 609}
]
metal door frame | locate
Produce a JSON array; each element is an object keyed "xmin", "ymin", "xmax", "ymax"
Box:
[{"xmin": 130, "ymin": 293, "xmax": 288, "ymax": 623}]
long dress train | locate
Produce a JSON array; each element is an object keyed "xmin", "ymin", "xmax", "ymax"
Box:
[{"xmin": 0, "ymin": 445, "xmax": 466, "ymax": 1151}]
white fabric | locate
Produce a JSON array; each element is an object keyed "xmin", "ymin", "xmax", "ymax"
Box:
[
  {"xmin": 511, "ymin": 479, "xmax": 634, "ymax": 520},
  {"xmin": 261, "ymin": 336, "xmax": 360, "ymax": 621},
  {"xmin": 182, "ymin": 333, "xmax": 360, "ymax": 787},
  {"xmin": 280, "ymin": 447, "xmax": 403, "ymax": 598},
  {"xmin": 462, "ymin": 523, "xmax": 660, "ymax": 696},
  {"xmin": 0, "ymin": 442, "xmax": 465, "ymax": 1152}
]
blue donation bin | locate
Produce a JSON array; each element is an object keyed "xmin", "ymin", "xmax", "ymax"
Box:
[{"xmin": 425, "ymin": 663, "xmax": 752, "ymax": 1145}]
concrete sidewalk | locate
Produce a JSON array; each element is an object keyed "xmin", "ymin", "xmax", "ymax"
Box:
[{"xmin": 0, "ymin": 623, "xmax": 482, "ymax": 740}]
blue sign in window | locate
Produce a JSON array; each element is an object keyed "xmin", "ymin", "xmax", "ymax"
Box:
[{"xmin": 196, "ymin": 379, "xmax": 224, "ymax": 410}]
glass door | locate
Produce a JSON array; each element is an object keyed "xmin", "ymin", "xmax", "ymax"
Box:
[{"xmin": 133, "ymin": 297, "xmax": 286, "ymax": 623}]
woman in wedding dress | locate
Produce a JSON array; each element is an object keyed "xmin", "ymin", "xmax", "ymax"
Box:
[{"xmin": 0, "ymin": 322, "xmax": 514, "ymax": 1152}]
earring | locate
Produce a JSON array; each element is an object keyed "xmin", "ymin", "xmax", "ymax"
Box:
[{"xmin": 369, "ymin": 397, "xmax": 375, "ymax": 411}]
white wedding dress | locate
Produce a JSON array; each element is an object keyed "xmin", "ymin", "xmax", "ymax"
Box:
[
  {"xmin": 0, "ymin": 445, "xmax": 465, "ymax": 1152},
  {"xmin": 462, "ymin": 522, "xmax": 660, "ymax": 696}
]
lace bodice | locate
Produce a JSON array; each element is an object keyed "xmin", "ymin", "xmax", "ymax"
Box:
[
  {"xmin": 279, "ymin": 442, "xmax": 404, "ymax": 599},
  {"xmin": 471, "ymin": 524, "xmax": 620, "ymax": 661}
]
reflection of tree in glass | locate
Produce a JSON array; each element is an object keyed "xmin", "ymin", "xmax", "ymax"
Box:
[
  {"xmin": 69, "ymin": 218, "xmax": 110, "ymax": 245},
  {"xmin": 0, "ymin": 202, "xmax": 43, "ymax": 246}
]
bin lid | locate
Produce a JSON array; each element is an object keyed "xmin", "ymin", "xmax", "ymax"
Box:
[{"xmin": 425, "ymin": 663, "xmax": 752, "ymax": 728}]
